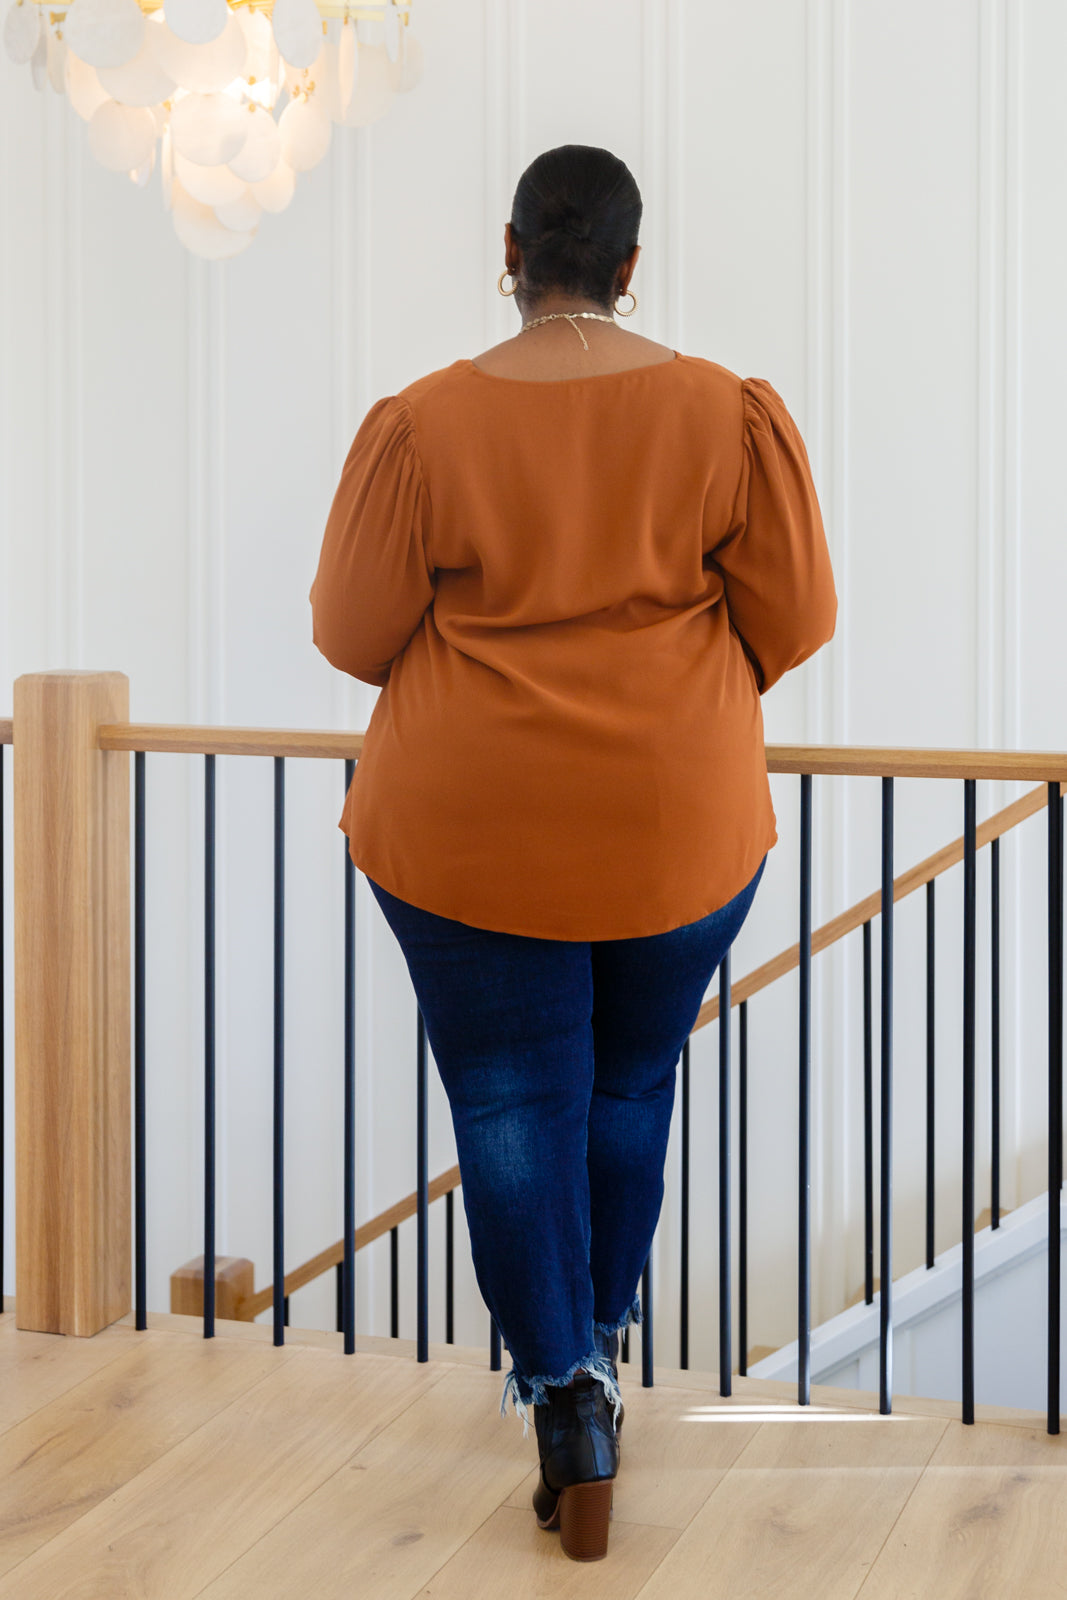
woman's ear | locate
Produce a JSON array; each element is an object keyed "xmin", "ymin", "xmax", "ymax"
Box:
[{"xmin": 615, "ymin": 244, "xmax": 641, "ymax": 296}]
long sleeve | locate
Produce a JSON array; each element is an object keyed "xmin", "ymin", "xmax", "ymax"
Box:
[
  {"xmin": 310, "ymin": 394, "xmax": 434, "ymax": 689},
  {"xmin": 709, "ymin": 376, "xmax": 837, "ymax": 694}
]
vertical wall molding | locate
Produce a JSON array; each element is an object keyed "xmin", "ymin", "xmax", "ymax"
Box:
[
  {"xmin": 1002, "ymin": 0, "xmax": 1024, "ymax": 1209},
  {"xmin": 806, "ymin": 0, "xmax": 853, "ymax": 1321},
  {"xmin": 640, "ymin": 0, "xmax": 666, "ymax": 345},
  {"xmin": 43, "ymin": 94, "xmax": 84, "ymax": 668},
  {"xmin": 0, "ymin": 76, "xmax": 13, "ymax": 701},
  {"xmin": 483, "ymin": 0, "xmax": 508, "ymax": 348},
  {"xmin": 186, "ymin": 263, "xmax": 226, "ymax": 726},
  {"xmin": 330, "ymin": 123, "xmax": 364, "ymax": 736},
  {"xmin": 483, "ymin": 0, "xmax": 524, "ymax": 349},
  {"xmin": 186, "ymin": 260, "xmax": 229, "ymax": 1240},
  {"xmin": 66, "ymin": 114, "xmax": 84, "ymax": 669},
  {"xmin": 665, "ymin": 0, "xmax": 684, "ymax": 350},
  {"xmin": 639, "ymin": 0, "xmax": 684, "ymax": 349},
  {"xmin": 976, "ymin": 0, "xmax": 1008, "ymax": 754},
  {"xmin": 348, "ymin": 118, "xmax": 380, "ymax": 1329}
]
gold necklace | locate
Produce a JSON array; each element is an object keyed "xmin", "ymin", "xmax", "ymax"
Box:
[{"xmin": 519, "ymin": 311, "xmax": 616, "ymax": 351}]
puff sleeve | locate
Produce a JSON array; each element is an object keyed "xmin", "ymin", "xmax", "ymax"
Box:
[
  {"xmin": 310, "ymin": 394, "xmax": 434, "ymax": 689},
  {"xmin": 709, "ymin": 377, "xmax": 837, "ymax": 694}
]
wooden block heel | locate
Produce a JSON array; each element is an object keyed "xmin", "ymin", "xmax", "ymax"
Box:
[{"xmin": 558, "ymin": 1478, "xmax": 615, "ymax": 1561}]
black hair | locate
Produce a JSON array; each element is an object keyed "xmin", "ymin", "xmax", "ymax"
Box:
[{"xmin": 509, "ymin": 144, "xmax": 642, "ymax": 307}]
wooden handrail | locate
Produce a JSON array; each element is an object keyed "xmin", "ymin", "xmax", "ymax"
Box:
[
  {"xmin": 0, "ymin": 717, "xmax": 11, "ymax": 745},
  {"xmin": 694, "ymin": 778, "xmax": 1066, "ymax": 1030},
  {"xmin": 766, "ymin": 745, "xmax": 1067, "ymax": 780},
  {"xmin": 93, "ymin": 723, "xmax": 1067, "ymax": 780},
  {"xmin": 97, "ymin": 723, "xmax": 364, "ymax": 760},
  {"xmin": 243, "ymin": 1162, "xmax": 461, "ymax": 1319}
]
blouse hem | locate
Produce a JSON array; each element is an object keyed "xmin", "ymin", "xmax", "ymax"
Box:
[{"xmin": 344, "ymin": 823, "xmax": 778, "ymax": 943}]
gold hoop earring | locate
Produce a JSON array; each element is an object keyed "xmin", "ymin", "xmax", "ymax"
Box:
[
  {"xmin": 497, "ymin": 269, "xmax": 518, "ymax": 297},
  {"xmin": 614, "ymin": 289, "xmax": 637, "ymax": 317}
]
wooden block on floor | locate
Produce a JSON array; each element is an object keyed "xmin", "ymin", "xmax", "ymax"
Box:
[
  {"xmin": 419, "ymin": 1505, "xmax": 678, "ymax": 1596},
  {"xmin": 198, "ymin": 1366, "xmax": 537, "ymax": 1600},
  {"xmin": 0, "ymin": 1330, "xmax": 295, "ymax": 1576},
  {"xmin": 0, "ymin": 1348, "xmax": 445, "ymax": 1600},
  {"xmin": 855, "ymin": 1464, "xmax": 1067, "ymax": 1599},
  {"xmin": 633, "ymin": 1464, "xmax": 924, "ymax": 1600}
]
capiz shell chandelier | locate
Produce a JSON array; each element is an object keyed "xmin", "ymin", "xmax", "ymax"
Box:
[{"xmin": 2, "ymin": 0, "xmax": 422, "ymax": 257}]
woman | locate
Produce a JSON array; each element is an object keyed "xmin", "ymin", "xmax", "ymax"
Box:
[{"xmin": 310, "ymin": 143, "xmax": 836, "ymax": 1562}]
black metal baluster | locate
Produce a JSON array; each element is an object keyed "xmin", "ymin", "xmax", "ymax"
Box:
[
  {"xmin": 991, "ymin": 837, "xmax": 1001, "ymax": 1230},
  {"xmin": 680, "ymin": 1037, "xmax": 690, "ymax": 1370},
  {"xmin": 445, "ymin": 1188, "xmax": 454, "ymax": 1345},
  {"xmin": 273, "ymin": 757, "xmax": 286, "ymax": 1347},
  {"xmin": 1048, "ymin": 781, "xmax": 1063, "ymax": 1436},
  {"xmin": 343, "ymin": 758, "xmax": 356, "ymax": 1354},
  {"xmin": 719, "ymin": 950, "xmax": 731, "ymax": 1397},
  {"xmin": 134, "ymin": 751, "xmax": 146, "ymax": 1331},
  {"xmin": 863, "ymin": 919, "xmax": 873, "ymax": 1304},
  {"xmin": 926, "ymin": 880, "xmax": 936, "ymax": 1268},
  {"xmin": 390, "ymin": 1225, "xmax": 399, "ymax": 1337},
  {"xmin": 739, "ymin": 1002, "xmax": 748, "ymax": 1376},
  {"xmin": 490, "ymin": 1318, "xmax": 501, "ymax": 1371},
  {"xmin": 416, "ymin": 1006, "xmax": 429, "ymax": 1362},
  {"xmin": 204, "ymin": 754, "xmax": 216, "ymax": 1339},
  {"xmin": 962, "ymin": 780, "xmax": 977, "ymax": 1425},
  {"xmin": 335, "ymin": 1261, "xmax": 343, "ymax": 1333},
  {"xmin": 799, "ymin": 774, "xmax": 813, "ymax": 1406},
  {"xmin": 621, "ymin": 1326, "xmax": 630, "ymax": 1364},
  {"xmin": 641, "ymin": 1252, "xmax": 653, "ymax": 1388},
  {"xmin": 879, "ymin": 776, "xmax": 894, "ymax": 1414}
]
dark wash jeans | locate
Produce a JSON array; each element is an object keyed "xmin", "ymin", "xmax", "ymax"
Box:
[{"xmin": 367, "ymin": 855, "xmax": 766, "ymax": 1424}]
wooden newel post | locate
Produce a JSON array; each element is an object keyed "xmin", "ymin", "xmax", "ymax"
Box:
[{"xmin": 14, "ymin": 671, "xmax": 131, "ymax": 1335}]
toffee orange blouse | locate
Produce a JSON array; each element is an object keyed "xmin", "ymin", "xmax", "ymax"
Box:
[{"xmin": 309, "ymin": 352, "xmax": 837, "ymax": 940}]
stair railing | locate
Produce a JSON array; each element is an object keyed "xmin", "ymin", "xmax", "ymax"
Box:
[{"xmin": 2, "ymin": 675, "xmax": 1063, "ymax": 1436}]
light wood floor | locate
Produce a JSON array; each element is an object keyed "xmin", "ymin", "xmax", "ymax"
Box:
[{"xmin": 1, "ymin": 1299, "xmax": 1064, "ymax": 1599}]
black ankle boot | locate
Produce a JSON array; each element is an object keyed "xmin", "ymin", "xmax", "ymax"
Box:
[{"xmin": 531, "ymin": 1373, "xmax": 620, "ymax": 1561}]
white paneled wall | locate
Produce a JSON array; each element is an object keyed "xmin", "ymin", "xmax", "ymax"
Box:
[{"xmin": 1, "ymin": 1, "xmax": 1065, "ymax": 1393}]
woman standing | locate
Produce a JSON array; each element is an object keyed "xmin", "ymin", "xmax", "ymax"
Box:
[{"xmin": 310, "ymin": 143, "xmax": 836, "ymax": 1562}]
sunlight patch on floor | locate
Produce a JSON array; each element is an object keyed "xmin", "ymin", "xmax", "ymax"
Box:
[{"xmin": 680, "ymin": 1405, "xmax": 926, "ymax": 1423}]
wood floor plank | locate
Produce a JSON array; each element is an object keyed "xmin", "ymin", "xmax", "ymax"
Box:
[
  {"xmin": 0, "ymin": 1324, "xmax": 141, "ymax": 1434},
  {"xmin": 419, "ymin": 1505, "xmax": 678, "ymax": 1596},
  {"xmin": 0, "ymin": 1332, "xmax": 294, "ymax": 1576},
  {"xmin": 654, "ymin": 1367, "xmax": 1052, "ymax": 1432},
  {"xmin": 631, "ymin": 1466, "xmax": 923, "ymax": 1600},
  {"xmin": 504, "ymin": 1381, "xmax": 764, "ymax": 1530},
  {"xmin": 197, "ymin": 1366, "xmax": 537, "ymax": 1600},
  {"xmin": 854, "ymin": 1465, "xmax": 1067, "ymax": 1600},
  {"xmin": 728, "ymin": 1411, "xmax": 948, "ymax": 1470},
  {"xmin": 0, "ymin": 1348, "xmax": 444, "ymax": 1600},
  {"xmin": 927, "ymin": 1417, "xmax": 1067, "ymax": 1467},
  {"xmin": 111, "ymin": 1311, "xmax": 492, "ymax": 1368},
  {"xmin": 649, "ymin": 1367, "xmax": 886, "ymax": 1404}
]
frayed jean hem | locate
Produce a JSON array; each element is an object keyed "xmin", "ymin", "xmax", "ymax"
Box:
[
  {"xmin": 500, "ymin": 1351, "xmax": 624, "ymax": 1439},
  {"xmin": 593, "ymin": 1292, "xmax": 643, "ymax": 1341}
]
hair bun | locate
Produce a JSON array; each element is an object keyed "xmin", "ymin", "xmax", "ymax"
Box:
[{"xmin": 544, "ymin": 207, "xmax": 592, "ymax": 241}]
